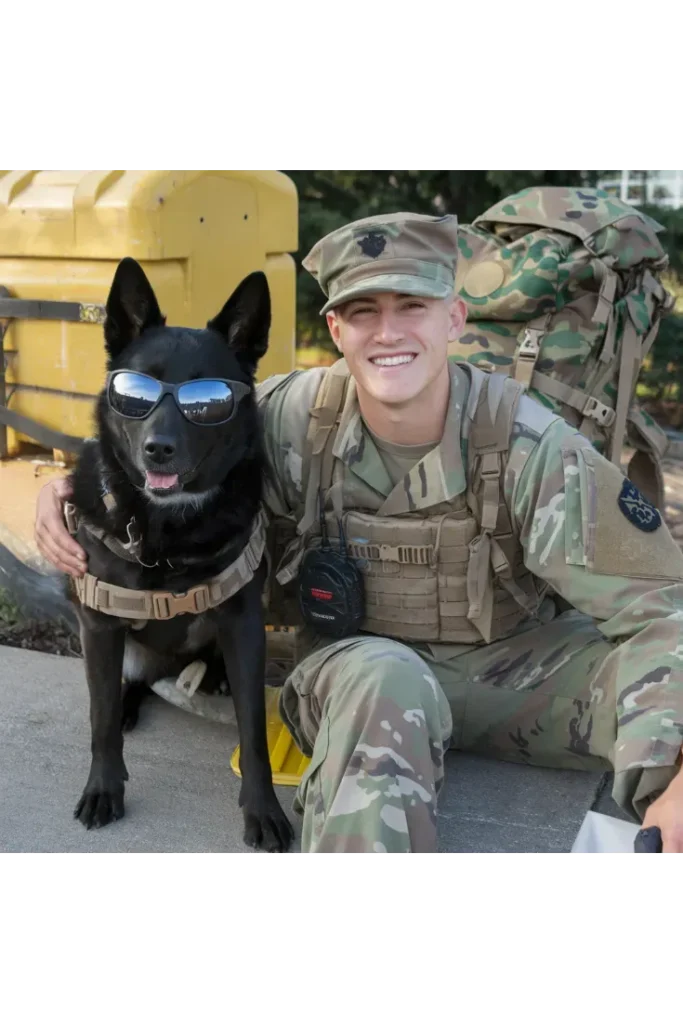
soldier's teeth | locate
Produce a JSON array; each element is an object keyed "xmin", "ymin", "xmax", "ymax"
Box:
[{"xmin": 371, "ymin": 355, "xmax": 415, "ymax": 367}]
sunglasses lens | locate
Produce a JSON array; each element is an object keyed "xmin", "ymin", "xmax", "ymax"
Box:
[
  {"xmin": 177, "ymin": 380, "xmax": 235, "ymax": 424},
  {"xmin": 109, "ymin": 372, "xmax": 162, "ymax": 418}
]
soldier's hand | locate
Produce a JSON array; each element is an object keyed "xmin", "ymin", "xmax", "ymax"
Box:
[
  {"xmin": 34, "ymin": 478, "xmax": 87, "ymax": 577},
  {"xmin": 642, "ymin": 767, "xmax": 683, "ymax": 852}
]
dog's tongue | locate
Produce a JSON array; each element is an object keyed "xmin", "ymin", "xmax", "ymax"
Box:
[{"xmin": 145, "ymin": 471, "xmax": 179, "ymax": 490}]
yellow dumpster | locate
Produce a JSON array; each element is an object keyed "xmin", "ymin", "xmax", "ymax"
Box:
[{"xmin": 0, "ymin": 169, "xmax": 298, "ymax": 459}]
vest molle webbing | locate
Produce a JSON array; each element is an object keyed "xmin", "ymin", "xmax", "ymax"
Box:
[{"xmin": 293, "ymin": 360, "xmax": 542, "ymax": 644}]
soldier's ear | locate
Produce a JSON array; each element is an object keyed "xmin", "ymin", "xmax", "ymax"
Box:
[
  {"xmin": 447, "ymin": 296, "xmax": 467, "ymax": 343},
  {"xmin": 326, "ymin": 311, "xmax": 343, "ymax": 353}
]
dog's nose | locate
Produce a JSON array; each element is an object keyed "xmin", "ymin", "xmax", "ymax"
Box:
[{"xmin": 144, "ymin": 435, "xmax": 176, "ymax": 462}]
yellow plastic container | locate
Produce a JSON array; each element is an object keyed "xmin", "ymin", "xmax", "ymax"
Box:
[
  {"xmin": 0, "ymin": 170, "xmax": 298, "ymax": 457},
  {"xmin": 230, "ymin": 686, "xmax": 311, "ymax": 786}
]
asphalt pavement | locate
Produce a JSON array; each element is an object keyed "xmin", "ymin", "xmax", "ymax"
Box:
[{"xmin": 0, "ymin": 644, "xmax": 612, "ymax": 853}]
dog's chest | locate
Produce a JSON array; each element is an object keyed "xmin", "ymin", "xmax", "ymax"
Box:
[
  {"xmin": 81, "ymin": 524, "xmax": 221, "ymax": 594},
  {"xmin": 124, "ymin": 613, "xmax": 217, "ymax": 656}
]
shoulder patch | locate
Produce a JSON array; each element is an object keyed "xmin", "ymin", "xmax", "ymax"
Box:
[
  {"xmin": 573, "ymin": 446, "xmax": 682, "ymax": 579},
  {"xmin": 617, "ymin": 478, "xmax": 661, "ymax": 532}
]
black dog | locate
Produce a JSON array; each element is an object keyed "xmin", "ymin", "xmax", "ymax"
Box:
[{"xmin": 68, "ymin": 257, "xmax": 293, "ymax": 852}]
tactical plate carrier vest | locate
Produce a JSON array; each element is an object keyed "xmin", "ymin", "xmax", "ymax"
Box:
[{"xmin": 274, "ymin": 360, "xmax": 546, "ymax": 645}]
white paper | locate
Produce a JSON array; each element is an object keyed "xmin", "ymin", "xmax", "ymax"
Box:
[{"xmin": 571, "ymin": 810, "xmax": 640, "ymax": 853}]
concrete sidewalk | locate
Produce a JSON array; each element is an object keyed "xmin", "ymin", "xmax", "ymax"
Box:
[{"xmin": 0, "ymin": 644, "xmax": 613, "ymax": 853}]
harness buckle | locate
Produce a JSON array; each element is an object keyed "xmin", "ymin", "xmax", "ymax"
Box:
[
  {"xmin": 152, "ymin": 585, "xmax": 210, "ymax": 620},
  {"xmin": 518, "ymin": 329, "xmax": 541, "ymax": 360},
  {"xmin": 583, "ymin": 396, "xmax": 616, "ymax": 427}
]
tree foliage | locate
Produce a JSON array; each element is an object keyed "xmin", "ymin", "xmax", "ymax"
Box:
[{"xmin": 636, "ymin": 205, "xmax": 683, "ymax": 420}]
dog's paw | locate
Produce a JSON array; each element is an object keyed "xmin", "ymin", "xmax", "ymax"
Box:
[
  {"xmin": 242, "ymin": 795, "xmax": 295, "ymax": 853},
  {"xmin": 74, "ymin": 762, "xmax": 127, "ymax": 830}
]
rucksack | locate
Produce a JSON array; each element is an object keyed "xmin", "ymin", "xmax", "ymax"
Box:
[{"xmin": 449, "ymin": 186, "xmax": 675, "ymax": 509}]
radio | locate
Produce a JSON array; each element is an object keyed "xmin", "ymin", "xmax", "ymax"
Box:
[{"xmin": 298, "ymin": 496, "xmax": 365, "ymax": 639}]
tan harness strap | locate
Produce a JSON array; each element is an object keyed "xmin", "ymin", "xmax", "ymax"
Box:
[
  {"xmin": 64, "ymin": 501, "xmax": 145, "ymax": 563},
  {"xmin": 73, "ymin": 508, "xmax": 268, "ymax": 621},
  {"xmin": 468, "ymin": 373, "xmax": 520, "ymax": 524},
  {"xmin": 530, "ymin": 371, "xmax": 616, "ymax": 428},
  {"xmin": 599, "ymin": 272, "xmax": 671, "ymax": 466},
  {"xmin": 598, "ymin": 314, "xmax": 618, "ymax": 364},
  {"xmin": 298, "ymin": 360, "xmax": 350, "ymax": 537},
  {"xmin": 513, "ymin": 314, "xmax": 551, "ymax": 390},
  {"xmin": 592, "ymin": 263, "xmax": 618, "ymax": 327},
  {"xmin": 465, "ymin": 372, "xmax": 524, "ymax": 640},
  {"xmin": 346, "ymin": 541, "xmax": 434, "ymax": 565},
  {"xmin": 608, "ymin": 318, "xmax": 640, "ymax": 469}
]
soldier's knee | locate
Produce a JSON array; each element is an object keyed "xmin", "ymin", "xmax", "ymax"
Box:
[
  {"xmin": 334, "ymin": 639, "xmax": 439, "ymax": 710},
  {"xmin": 283, "ymin": 636, "xmax": 451, "ymax": 752},
  {"xmin": 326, "ymin": 640, "xmax": 452, "ymax": 793}
]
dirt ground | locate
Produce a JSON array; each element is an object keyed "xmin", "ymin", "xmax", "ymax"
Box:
[
  {"xmin": 0, "ymin": 617, "xmax": 81, "ymax": 657},
  {"xmin": 3, "ymin": 453, "xmax": 683, "ymax": 659}
]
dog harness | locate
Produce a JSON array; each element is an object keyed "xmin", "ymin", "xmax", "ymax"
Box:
[{"xmin": 64, "ymin": 497, "xmax": 268, "ymax": 622}]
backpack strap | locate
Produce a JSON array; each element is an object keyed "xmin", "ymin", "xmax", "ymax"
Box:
[
  {"xmin": 530, "ymin": 372, "xmax": 616, "ymax": 430},
  {"xmin": 255, "ymin": 369, "xmax": 300, "ymax": 406},
  {"xmin": 608, "ymin": 317, "xmax": 640, "ymax": 470},
  {"xmin": 465, "ymin": 371, "xmax": 525, "ymax": 642},
  {"xmin": 512, "ymin": 312, "xmax": 552, "ymax": 390},
  {"xmin": 608, "ymin": 272, "xmax": 673, "ymax": 473},
  {"xmin": 297, "ymin": 359, "xmax": 351, "ymax": 537}
]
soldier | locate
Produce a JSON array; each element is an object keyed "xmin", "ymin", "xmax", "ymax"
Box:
[{"xmin": 35, "ymin": 212, "xmax": 683, "ymax": 853}]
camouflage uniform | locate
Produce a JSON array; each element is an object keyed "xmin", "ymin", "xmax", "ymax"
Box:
[{"xmin": 257, "ymin": 212, "xmax": 683, "ymax": 853}]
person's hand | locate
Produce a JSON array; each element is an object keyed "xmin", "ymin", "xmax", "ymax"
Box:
[
  {"xmin": 34, "ymin": 478, "xmax": 87, "ymax": 577},
  {"xmin": 642, "ymin": 762, "xmax": 683, "ymax": 852}
]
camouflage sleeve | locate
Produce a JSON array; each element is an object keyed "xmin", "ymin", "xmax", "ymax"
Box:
[
  {"xmin": 507, "ymin": 410, "xmax": 683, "ymax": 785},
  {"xmin": 507, "ymin": 410, "xmax": 683, "ymax": 628},
  {"xmin": 255, "ymin": 367, "xmax": 327, "ymax": 520}
]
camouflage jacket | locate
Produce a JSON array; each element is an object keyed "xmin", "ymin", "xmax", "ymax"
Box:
[{"xmin": 257, "ymin": 362, "xmax": 683, "ymax": 753}]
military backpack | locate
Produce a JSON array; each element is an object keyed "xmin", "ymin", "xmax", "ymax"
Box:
[{"xmin": 450, "ymin": 186, "xmax": 675, "ymax": 509}]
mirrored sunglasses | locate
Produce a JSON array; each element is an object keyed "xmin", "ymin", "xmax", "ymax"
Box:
[{"xmin": 106, "ymin": 370, "xmax": 251, "ymax": 426}]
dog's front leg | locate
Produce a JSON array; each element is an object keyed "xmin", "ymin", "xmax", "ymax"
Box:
[
  {"xmin": 215, "ymin": 576, "xmax": 294, "ymax": 852},
  {"xmin": 74, "ymin": 615, "xmax": 129, "ymax": 829}
]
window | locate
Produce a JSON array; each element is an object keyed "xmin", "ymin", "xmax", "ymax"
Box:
[{"xmin": 597, "ymin": 170, "xmax": 683, "ymax": 209}]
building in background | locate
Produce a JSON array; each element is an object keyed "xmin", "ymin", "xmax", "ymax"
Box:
[{"xmin": 598, "ymin": 171, "xmax": 683, "ymax": 209}]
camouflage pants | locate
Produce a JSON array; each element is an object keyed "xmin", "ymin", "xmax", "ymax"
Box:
[{"xmin": 278, "ymin": 610, "xmax": 682, "ymax": 852}]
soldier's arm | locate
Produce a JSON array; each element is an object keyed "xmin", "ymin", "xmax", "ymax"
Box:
[
  {"xmin": 507, "ymin": 409, "xmax": 683, "ymax": 821},
  {"xmin": 508, "ymin": 413, "xmax": 683, "ymax": 626}
]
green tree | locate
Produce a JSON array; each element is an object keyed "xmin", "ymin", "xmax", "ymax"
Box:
[
  {"xmin": 639, "ymin": 204, "xmax": 683, "ymax": 280},
  {"xmin": 636, "ymin": 205, "xmax": 683, "ymax": 423}
]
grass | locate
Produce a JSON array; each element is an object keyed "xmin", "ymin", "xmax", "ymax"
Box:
[{"xmin": 0, "ymin": 588, "xmax": 21, "ymax": 626}]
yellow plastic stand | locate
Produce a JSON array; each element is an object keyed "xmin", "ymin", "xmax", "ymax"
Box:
[
  {"xmin": 0, "ymin": 169, "xmax": 297, "ymax": 457},
  {"xmin": 230, "ymin": 686, "xmax": 310, "ymax": 786}
]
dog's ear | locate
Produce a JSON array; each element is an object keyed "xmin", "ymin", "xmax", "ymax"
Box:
[
  {"xmin": 207, "ymin": 272, "xmax": 271, "ymax": 372},
  {"xmin": 104, "ymin": 258, "xmax": 165, "ymax": 359}
]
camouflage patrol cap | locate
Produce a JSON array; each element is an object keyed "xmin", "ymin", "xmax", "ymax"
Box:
[{"xmin": 302, "ymin": 211, "xmax": 459, "ymax": 315}]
